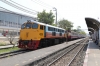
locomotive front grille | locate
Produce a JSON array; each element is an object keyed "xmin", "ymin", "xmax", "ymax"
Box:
[{"xmin": 21, "ymin": 40, "xmax": 30, "ymax": 45}]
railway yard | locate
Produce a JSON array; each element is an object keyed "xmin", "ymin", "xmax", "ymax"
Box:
[{"xmin": 0, "ymin": 38, "xmax": 89, "ymax": 66}]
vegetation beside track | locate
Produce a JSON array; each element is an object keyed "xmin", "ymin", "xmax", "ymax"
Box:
[{"xmin": 0, "ymin": 47, "xmax": 20, "ymax": 54}]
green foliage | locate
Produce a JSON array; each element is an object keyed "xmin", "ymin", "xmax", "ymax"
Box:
[
  {"xmin": 37, "ymin": 10, "xmax": 55, "ymax": 25},
  {"xmin": 73, "ymin": 26, "xmax": 86, "ymax": 35},
  {"xmin": 72, "ymin": 29, "xmax": 78, "ymax": 32},
  {"xmin": 52, "ymin": 24, "xmax": 56, "ymax": 26},
  {"xmin": 0, "ymin": 43, "xmax": 6, "ymax": 46},
  {"xmin": 77, "ymin": 26, "xmax": 81, "ymax": 32},
  {"xmin": 0, "ymin": 47, "xmax": 20, "ymax": 54},
  {"xmin": 58, "ymin": 19, "xmax": 73, "ymax": 29},
  {"xmin": 80, "ymin": 31, "xmax": 86, "ymax": 35}
]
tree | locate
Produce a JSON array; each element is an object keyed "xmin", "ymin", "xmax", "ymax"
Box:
[
  {"xmin": 2, "ymin": 30, "xmax": 17, "ymax": 47},
  {"xmin": 74, "ymin": 26, "xmax": 86, "ymax": 35},
  {"xmin": 77, "ymin": 26, "xmax": 81, "ymax": 32},
  {"xmin": 37, "ymin": 10, "xmax": 55, "ymax": 25},
  {"xmin": 52, "ymin": 24, "xmax": 56, "ymax": 26},
  {"xmin": 58, "ymin": 19, "xmax": 73, "ymax": 30},
  {"xmin": 72, "ymin": 26, "xmax": 81, "ymax": 32},
  {"xmin": 80, "ymin": 31, "xmax": 86, "ymax": 35},
  {"xmin": 73, "ymin": 29, "xmax": 78, "ymax": 32}
]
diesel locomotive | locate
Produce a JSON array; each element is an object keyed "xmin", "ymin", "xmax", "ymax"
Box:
[
  {"xmin": 18, "ymin": 20, "xmax": 85, "ymax": 49},
  {"xmin": 18, "ymin": 20, "xmax": 66, "ymax": 49}
]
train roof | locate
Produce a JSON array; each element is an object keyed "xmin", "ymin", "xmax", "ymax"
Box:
[
  {"xmin": 46, "ymin": 24, "xmax": 65, "ymax": 30},
  {"xmin": 26, "ymin": 20, "xmax": 65, "ymax": 30}
]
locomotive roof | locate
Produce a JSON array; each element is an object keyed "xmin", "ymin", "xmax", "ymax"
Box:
[
  {"xmin": 26, "ymin": 20, "xmax": 65, "ymax": 30},
  {"xmin": 46, "ymin": 24, "xmax": 65, "ymax": 30}
]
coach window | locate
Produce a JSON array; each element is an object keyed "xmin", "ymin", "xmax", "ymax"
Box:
[
  {"xmin": 48, "ymin": 27, "xmax": 52, "ymax": 31},
  {"xmin": 63, "ymin": 30, "xmax": 64, "ymax": 33},
  {"xmin": 49, "ymin": 27, "xmax": 51, "ymax": 31},
  {"xmin": 59, "ymin": 29, "xmax": 60, "ymax": 32},
  {"xmin": 50, "ymin": 27, "xmax": 52, "ymax": 31},
  {"xmin": 62, "ymin": 30, "xmax": 63, "ymax": 33},
  {"xmin": 32, "ymin": 23, "xmax": 38, "ymax": 29},
  {"xmin": 60, "ymin": 30, "xmax": 61, "ymax": 32},
  {"xmin": 55, "ymin": 28, "xmax": 57, "ymax": 31},
  {"xmin": 61, "ymin": 30, "xmax": 63, "ymax": 32},
  {"xmin": 52, "ymin": 28, "xmax": 54, "ymax": 31},
  {"xmin": 48, "ymin": 27, "xmax": 50, "ymax": 31},
  {"xmin": 59, "ymin": 29, "xmax": 61, "ymax": 32},
  {"xmin": 56, "ymin": 28, "xmax": 58, "ymax": 32},
  {"xmin": 54, "ymin": 28, "xmax": 55, "ymax": 31},
  {"xmin": 61, "ymin": 30, "xmax": 62, "ymax": 32},
  {"xmin": 58, "ymin": 29, "xmax": 59, "ymax": 32},
  {"xmin": 59, "ymin": 30, "xmax": 61, "ymax": 32},
  {"xmin": 40, "ymin": 25, "xmax": 43, "ymax": 30}
]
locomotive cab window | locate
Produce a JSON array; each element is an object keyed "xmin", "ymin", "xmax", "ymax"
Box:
[
  {"xmin": 32, "ymin": 23, "xmax": 38, "ymax": 29},
  {"xmin": 40, "ymin": 25, "xmax": 44, "ymax": 30},
  {"xmin": 21, "ymin": 24, "xmax": 25, "ymax": 29},
  {"xmin": 26, "ymin": 23, "xmax": 31, "ymax": 28}
]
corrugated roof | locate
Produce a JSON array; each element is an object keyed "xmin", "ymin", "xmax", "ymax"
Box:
[
  {"xmin": 0, "ymin": 10, "xmax": 37, "ymax": 20},
  {"xmin": 85, "ymin": 18, "xmax": 100, "ymax": 32}
]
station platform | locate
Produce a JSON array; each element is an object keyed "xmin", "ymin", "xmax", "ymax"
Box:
[{"xmin": 83, "ymin": 39, "xmax": 100, "ymax": 66}]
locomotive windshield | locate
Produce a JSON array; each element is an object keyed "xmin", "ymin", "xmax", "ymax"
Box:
[
  {"xmin": 26, "ymin": 23, "xmax": 31, "ymax": 28},
  {"xmin": 32, "ymin": 23, "xmax": 38, "ymax": 29},
  {"xmin": 21, "ymin": 24, "xmax": 25, "ymax": 29}
]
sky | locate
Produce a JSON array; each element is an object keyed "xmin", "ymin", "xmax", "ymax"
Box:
[{"xmin": 0, "ymin": 0, "xmax": 100, "ymax": 34}]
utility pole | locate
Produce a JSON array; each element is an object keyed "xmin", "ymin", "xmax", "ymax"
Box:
[{"xmin": 53, "ymin": 7, "xmax": 57, "ymax": 26}]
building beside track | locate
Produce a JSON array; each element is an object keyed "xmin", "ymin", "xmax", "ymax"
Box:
[
  {"xmin": 0, "ymin": 10, "xmax": 37, "ymax": 36},
  {"xmin": 85, "ymin": 18, "xmax": 100, "ymax": 46}
]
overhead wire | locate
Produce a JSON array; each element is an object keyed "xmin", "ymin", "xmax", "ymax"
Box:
[
  {"xmin": 9, "ymin": 0, "xmax": 38, "ymax": 13},
  {"xmin": 31, "ymin": 0, "xmax": 54, "ymax": 9},
  {"xmin": 0, "ymin": 0, "xmax": 37, "ymax": 15},
  {"xmin": 0, "ymin": 6, "xmax": 14, "ymax": 13},
  {"xmin": 31, "ymin": 0, "xmax": 62, "ymax": 20},
  {"xmin": 0, "ymin": 0, "xmax": 62, "ymax": 20},
  {"xmin": 36, "ymin": 0, "xmax": 54, "ymax": 8},
  {"xmin": 0, "ymin": 6, "xmax": 36, "ymax": 18}
]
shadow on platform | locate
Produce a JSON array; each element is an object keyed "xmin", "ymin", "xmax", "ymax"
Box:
[{"xmin": 88, "ymin": 41, "xmax": 100, "ymax": 49}]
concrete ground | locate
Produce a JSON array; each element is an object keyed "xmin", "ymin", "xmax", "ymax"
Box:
[
  {"xmin": 0, "ymin": 37, "xmax": 19, "ymax": 45},
  {"xmin": 83, "ymin": 40, "xmax": 100, "ymax": 66}
]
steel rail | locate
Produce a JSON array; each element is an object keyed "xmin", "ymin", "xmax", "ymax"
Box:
[
  {"xmin": 0, "ymin": 49, "xmax": 30, "ymax": 59},
  {"xmin": 67, "ymin": 43, "xmax": 85, "ymax": 66},
  {"xmin": 47, "ymin": 38, "xmax": 88, "ymax": 66},
  {"xmin": 47, "ymin": 39, "xmax": 85, "ymax": 66}
]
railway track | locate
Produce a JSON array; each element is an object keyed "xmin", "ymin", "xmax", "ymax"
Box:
[
  {"xmin": 49, "ymin": 39, "xmax": 87, "ymax": 66},
  {"xmin": 48, "ymin": 38, "xmax": 88, "ymax": 66},
  {"xmin": 25, "ymin": 38, "xmax": 89, "ymax": 66},
  {"xmin": 0, "ymin": 49, "xmax": 31, "ymax": 59}
]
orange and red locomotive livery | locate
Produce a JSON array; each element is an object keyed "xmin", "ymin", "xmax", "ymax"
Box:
[
  {"xmin": 18, "ymin": 20, "xmax": 66, "ymax": 49},
  {"xmin": 18, "ymin": 20, "xmax": 85, "ymax": 50}
]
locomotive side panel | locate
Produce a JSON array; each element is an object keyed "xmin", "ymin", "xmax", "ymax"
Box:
[
  {"xmin": 39, "ymin": 26, "xmax": 66, "ymax": 47},
  {"xmin": 45, "ymin": 26, "xmax": 65, "ymax": 38},
  {"xmin": 18, "ymin": 21, "xmax": 66, "ymax": 50}
]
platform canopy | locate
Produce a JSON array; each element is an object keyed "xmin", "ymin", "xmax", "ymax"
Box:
[{"xmin": 85, "ymin": 18, "xmax": 100, "ymax": 33}]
